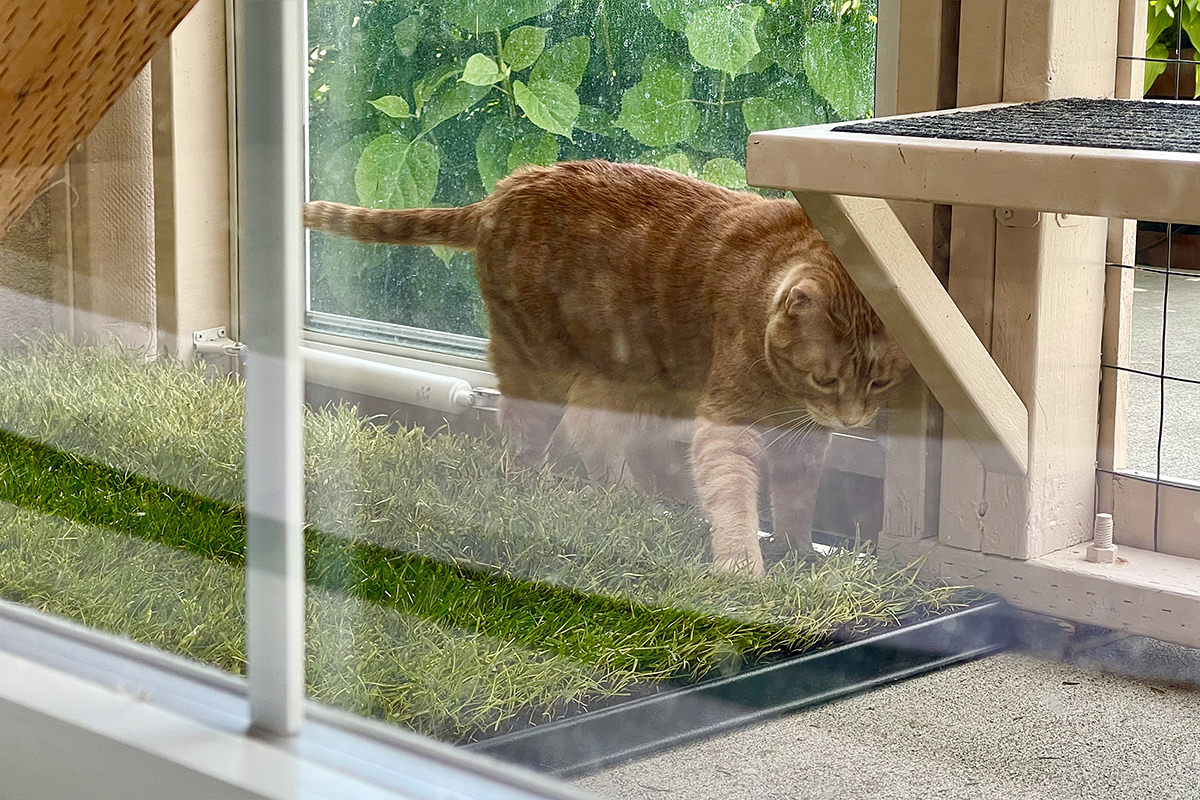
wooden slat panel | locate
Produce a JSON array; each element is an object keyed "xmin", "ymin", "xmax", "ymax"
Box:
[
  {"xmin": 1110, "ymin": 472, "xmax": 1157, "ymax": 550},
  {"xmin": 151, "ymin": 0, "xmax": 232, "ymax": 359},
  {"xmin": 795, "ymin": 191, "xmax": 1028, "ymax": 477},
  {"xmin": 0, "ymin": 0, "xmax": 200, "ymax": 240},
  {"xmin": 1156, "ymin": 484, "xmax": 1200, "ymax": 561}
]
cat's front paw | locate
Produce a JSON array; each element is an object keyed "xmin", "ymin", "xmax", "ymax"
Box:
[{"xmin": 712, "ymin": 551, "xmax": 765, "ymax": 578}]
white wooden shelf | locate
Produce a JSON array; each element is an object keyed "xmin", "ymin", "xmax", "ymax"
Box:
[{"xmin": 746, "ymin": 102, "xmax": 1200, "ymax": 224}]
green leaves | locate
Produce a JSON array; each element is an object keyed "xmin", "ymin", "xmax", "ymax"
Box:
[
  {"xmin": 742, "ymin": 80, "xmax": 828, "ymax": 132},
  {"xmin": 699, "ymin": 157, "xmax": 746, "ymax": 188},
  {"xmin": 1145, "ymin": 43, "xmax": 1170, "ymax": 95},
  {"xmin": 476, "ymin": 117, "xmax": 519, "ymax": 191},
  {"xmin": 413, "ymin": 65, "xmax": 460, "ymax": 114},
  {"xmin": 685, "ymin": 5, "xmax": 764, "ymax": 76},
  {"xmin": 442, "ymin": 0, "xmax": 564, "ymax": 33},
  {"xmin": 507, "ymin": 131, "xmax": 558, "ymax": 172},
  {"xmin": 802, "ymin": 18, "xmax": 875, "ymax": 121},
  {"xmin": 420, "ymin": 77, "xmax": 491, "ymax": 131},
  {"xmin": 617, "ymin": 57, "xmax": 700, "ymax": 147},
  {"xmin": 355, "ymin": 133, "xmax": 440, "ymax": 209},
  {"xmin": 393, "ymin": 14, "xmax": 421, "ymax": 58},
  {"xmin": 1144, "ymin": 0, "xmax": 1200, "ymax": 96},
  {"xmin": 514, "ymin": 79, "xmax": 579, "ymax": 137},
  {"xmin": 653, "ymin": 151, "xmax": 694, "ymax": 176},
  {"xmin": 503, "ymin": 26, "xmax": 549, "ymax": 71},
  {"xmin": 368, "ymin": 95, "xmax": 413, "ymax": 118},
  {"xmin": 461, "ymin": 53, "xmax": 507, "ymax": 86},
  {"xmin": 530, "ymin": 36, "xmax": 590, "ymax": 87},
  {"xmin": 647, "ymin": 0, "xmax": 689, "ymax": 32}
]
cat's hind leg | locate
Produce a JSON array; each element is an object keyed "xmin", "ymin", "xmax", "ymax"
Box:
[{"xmin": 494, "ymin": 363, "xmax": 572, "ymax": 469}]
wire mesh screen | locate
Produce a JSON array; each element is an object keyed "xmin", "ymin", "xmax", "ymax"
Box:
[{"xmin": 1105, "ymin": 4, "xmax": 1200, "ymax": 558}]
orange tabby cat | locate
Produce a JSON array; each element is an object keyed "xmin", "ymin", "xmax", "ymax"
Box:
[{"xmin": 305, "ymin": 160, "xmax": 910, "ymax": 576}]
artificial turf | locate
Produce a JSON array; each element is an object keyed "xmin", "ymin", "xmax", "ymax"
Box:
[{"xmin": 0, "ymin": 338, "xmax": 971, "ymax": 741}]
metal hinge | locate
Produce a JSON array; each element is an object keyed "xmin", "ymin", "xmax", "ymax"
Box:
[{"xmin": 193, "ymin": 327, "xmax": 246, "ymax": 359}]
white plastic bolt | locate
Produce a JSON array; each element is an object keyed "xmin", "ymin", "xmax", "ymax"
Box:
[{"xmin": 1086, "ymin": 513, "xmax": 1117, "ymax": 563}]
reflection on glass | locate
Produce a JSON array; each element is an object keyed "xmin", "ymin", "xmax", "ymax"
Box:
[{"xmin": 0, "ymin": 73, "xmax": 245, "ymax": 675}]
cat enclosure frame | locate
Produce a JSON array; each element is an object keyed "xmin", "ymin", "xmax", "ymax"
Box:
[{"xmin": 747, "ymin": 0, "xmax": 1200, "ymax": 648}]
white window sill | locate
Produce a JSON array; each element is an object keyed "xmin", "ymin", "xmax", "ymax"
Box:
[{"xmin": 0, "ymin": 601, "xmax": 591, "ymax": 800}]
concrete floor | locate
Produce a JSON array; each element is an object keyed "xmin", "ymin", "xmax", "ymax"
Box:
[{"xmin": 576, "ymin": 626, "xmax": 1200, "ymax": 799}]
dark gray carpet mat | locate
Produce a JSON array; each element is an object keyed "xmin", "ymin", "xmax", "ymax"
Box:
[{"xmin": 833, "ymin": 98, "xmax": 1200, "ymax": 154}]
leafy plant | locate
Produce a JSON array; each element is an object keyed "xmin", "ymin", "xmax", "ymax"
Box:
[
  {"xmin": 1145, "ymin": 0, "xmax": 1200, "ymax": 96},
  {"xmin": 307, "ymin": 0, "xmax": 878, "ymax": 337}
]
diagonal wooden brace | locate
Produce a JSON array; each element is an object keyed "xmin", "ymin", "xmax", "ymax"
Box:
[{"xmin": 794, "ymin": 192, "xmax": 1028, "ymax": 477}]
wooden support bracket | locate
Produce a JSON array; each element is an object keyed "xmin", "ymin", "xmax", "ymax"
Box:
[{"xmin": 794, "ymin": 191, "xmax": 1028, "ymax": 477}]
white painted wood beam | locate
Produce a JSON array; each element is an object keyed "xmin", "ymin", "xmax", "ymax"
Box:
[
  {"xmin": 747, "ymin": 115, "xmax": 1200, "ymax": 226},
  {"xmin": 795, "ymin": 191, "xmax": 1028, "ymax": 477}
]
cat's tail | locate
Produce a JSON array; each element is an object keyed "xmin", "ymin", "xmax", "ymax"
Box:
[{"xmin": 303, "ymin": 201, "xmax": 482, "ymax": 250}]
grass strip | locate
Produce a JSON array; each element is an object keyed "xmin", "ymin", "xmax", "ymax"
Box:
[
  {"xmin": 0, "ymin": 338, "xmax": 974, "ymax": 737},
  {"xmin": 0, "ymin": 427, "xmax": 819, "ymax": 680}
]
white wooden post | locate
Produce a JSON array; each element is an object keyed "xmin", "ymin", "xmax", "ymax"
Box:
[
  {"xmin": 1099, "ymin": 0, "xmax": 1148, "ymax": 519},
  {"xmin": 974, "ymin": 0, "xmax": 1118, "ymax": 558},
  {"xmin": 150, "ymin": 0, "xmax": 233, "ymax": 361}
]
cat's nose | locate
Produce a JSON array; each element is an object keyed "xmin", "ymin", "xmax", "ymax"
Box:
[{"xmin": 840, "ymin": 410, "xmax": 877, "ymax": 429}]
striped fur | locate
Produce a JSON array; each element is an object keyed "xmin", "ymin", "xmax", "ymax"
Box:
[{"xmin": 303, "ymin": 201, "xmax": 483, "ymax": 250}]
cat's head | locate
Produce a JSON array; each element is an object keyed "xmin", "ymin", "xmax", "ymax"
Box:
[{"xmin": 763, "ymin": 270, "xmax": 911, "ymax": 430}]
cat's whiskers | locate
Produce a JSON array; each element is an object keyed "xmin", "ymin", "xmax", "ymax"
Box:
[
  {"xmin": 760, "ymin": 411, "xmax": 819, "ymax": 452},
  {"xmin": 744, "ymin": 407, "xmax": 812, "ymax": 430},
  {"xmin": 731, "ymin": 407, "xmax": 810, "ymax": 448}
]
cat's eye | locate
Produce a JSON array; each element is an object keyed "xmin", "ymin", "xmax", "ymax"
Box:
[
  {"xmin": 869, "ymin": 379, "xmax": 894, "ymax": 392},
  {"xmin": 808, "ymin": 374, "xmax": 839, "ymax": 391}
]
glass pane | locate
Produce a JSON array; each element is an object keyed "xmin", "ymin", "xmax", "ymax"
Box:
[
  {"xmin": 306, "ymin": 0, "xmax": 875, "ymax": 347},
  {"xmin": 297, "ymin": 0, "xmax": 1006, "ymax": 778},
  {"xmin": 0, "ymin": 68, "xmax": 244, "ymax": 676}
]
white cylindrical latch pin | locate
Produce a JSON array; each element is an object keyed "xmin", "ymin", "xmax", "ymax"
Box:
[{"xmin": 1087, "ymin": 513, "xmax": 1117, "ymax": 563}]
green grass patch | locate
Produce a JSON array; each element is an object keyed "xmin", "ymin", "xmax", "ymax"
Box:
[{"xmin": 0, "ymin": 338, "xmax": 971, "ymax": 741}]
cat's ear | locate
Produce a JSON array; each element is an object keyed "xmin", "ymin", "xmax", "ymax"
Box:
[{"xmin": 785, "ymin": 278, "xmax": 823, "ymax": 316}]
